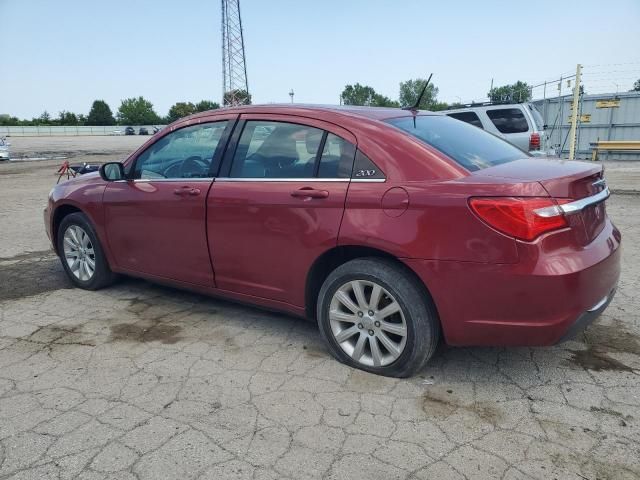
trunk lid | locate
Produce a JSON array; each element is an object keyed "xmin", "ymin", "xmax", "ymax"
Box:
[{"xmin": 476, "ymin": 157, "xmax": 607, "ymax": 244}]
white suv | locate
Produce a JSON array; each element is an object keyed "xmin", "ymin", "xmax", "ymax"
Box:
[{"xmin": 441, "ymin": 103, "xmax": 546, "ymax": 155}]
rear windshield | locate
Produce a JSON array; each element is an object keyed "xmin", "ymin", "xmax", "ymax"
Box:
[{"xmin": 387, "ymin": 115, "xmax": 527, "ymax": 172}]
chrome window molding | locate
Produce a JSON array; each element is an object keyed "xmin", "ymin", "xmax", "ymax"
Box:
[
  {"xmin": 131, "ymin": 178, "xmax": 214, "ymax": 183},
  {"xmin": 351, "ymin": 178, "xmax": 386, "ymax": 183},
  {"xmin": 215, "ymin": 177, "xmax": 349, "ymax": 182},
  {"xmin": 115, "ymin": 177, "xmax": 388, "ymax": 183},
  {"xmin": 215, "ymin": 177, "xmax": 386, "ymax": 183}
]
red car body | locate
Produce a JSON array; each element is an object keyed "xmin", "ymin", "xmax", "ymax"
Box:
[{"xmin": 45, "ymin": 105, "xmax": 621, "ymax": 347}]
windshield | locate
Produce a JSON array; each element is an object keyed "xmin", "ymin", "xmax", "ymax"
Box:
[{"xmin": 387, "ymin": 115, "xmax": 527, "ymax": 172}]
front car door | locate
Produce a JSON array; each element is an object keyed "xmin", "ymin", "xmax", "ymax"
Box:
[
  {"xmin": 103, "ymin": 117, "xmax": 235, "ymax": 286},
  {"xmin": 207, "ymin": 114, "xmax": 357, "ymax": 307}
]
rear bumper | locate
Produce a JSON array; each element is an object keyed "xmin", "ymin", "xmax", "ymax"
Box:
[
  {"xmin": 557, "ymin": 287, "xmax": 616, "ymax": 343},
  {"xmin": 404, "ymin": 219, "xmax": 621, "ymax": 347}
]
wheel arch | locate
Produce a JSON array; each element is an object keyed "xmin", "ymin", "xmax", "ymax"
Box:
[
  {"xmin": 51, "ymin": 204, "xmax": 84, "ymax": 254},
  {"xmin": 304, "ymin": 245, "xmax": 438, "ymax": 322}
]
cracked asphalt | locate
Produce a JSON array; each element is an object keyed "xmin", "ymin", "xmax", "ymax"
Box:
[{"xmin": 0, "ymin": 141, "xmax": 639, "ymax": 480}]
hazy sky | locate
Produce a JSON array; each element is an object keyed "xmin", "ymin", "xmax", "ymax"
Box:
[{"xmin": 1, "ymin": 0, "xmax": 639, "ymax": 119}]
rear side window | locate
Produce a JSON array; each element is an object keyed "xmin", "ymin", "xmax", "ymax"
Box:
[
  {"xmin": 387, "ymin": 115, "xmax": 526, "ymax": 172},
  {"xmin": 230, "ymin": 121, "xmax": 322, "ymax": 178},
  {"xmin": 486, "ymin": 108, "xmax": 529, "ymax": 133},
  {"xmin": 447, "ymin": 111, "xmax": 483, "ymax": 129},
  {"xmin": 229, "ymin": 120, "xmax": 356, "ymax": 179},
  {"xmin": 317, "ymin": 133, "xmax": 356, "ymax": 178}
]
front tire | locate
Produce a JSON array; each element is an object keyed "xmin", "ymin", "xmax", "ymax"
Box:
[
  {"xmin": 317, "ymin": 258, "xmax": 440, "ymax": 378},
  {"xmin": 57, "ymin": 212, "xmax": 116, "ymax": 290}
]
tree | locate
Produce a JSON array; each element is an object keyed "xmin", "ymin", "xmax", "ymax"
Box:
[
  {"xmin": 341, "ymin": 83, "xmax": 377, "ymax": 106},
  {"xmin": 372, "ymin": 94, "xmax": 400, "ymax": 108},
  {"xmin": 223, "ymin": 90, "xmax": 251, "ymax": 106},
  {"xmin": 87, "ymin": 100, "xmax": 115, "ymax": 125},
  {"xmin": 399, "ymin": 79, "xmax": 439, "ymax": 110},
  {"xmin": 58, "ymin": 111, "xmax": 79, "ymax": 126},
  {"xmin": 632, "ymin": 79, "xmax": 640, "ymax": 92},
  {"xmin": 195, "ymin": 100, "xmax": 220, "ymax": 112},
  {"xmin": 117, "ymin": 96, "xmax": 160, "ymax": 125},
  {"xmin": 488, "ymin": 81, "xmax": 531, "ymax": 103},
  {"xmin": 167, "ymin": 102, "xmax": 196, "ymax": 123},
  {"xmin": 430, "ymin": 101, "xmax": 451, "ymax": 112}
]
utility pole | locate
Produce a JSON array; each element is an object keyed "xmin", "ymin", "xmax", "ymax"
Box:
[
  {"xmin": 568, "ymin": 64, "xmax": 582, "ymax": 160},
  {"xmin": 289, "ymin": 89, "xmax": 294, "ymax": 103}
]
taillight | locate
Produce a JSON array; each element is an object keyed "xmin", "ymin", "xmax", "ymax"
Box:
[
  {"xmin": 469, "ymin": 197, "xmax": 571, "ymax": 241},
  {"xmin": 529, "ymin": 132, "xmax": 541, "ymax": 151}
]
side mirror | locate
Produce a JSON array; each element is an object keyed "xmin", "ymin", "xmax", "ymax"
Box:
[{"xmin": 99, "ymin": 162, "xmax": 125, "ymax": 181}]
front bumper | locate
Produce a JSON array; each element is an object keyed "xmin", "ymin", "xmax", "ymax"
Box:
[{"xmin": 404, "ymin": 219, "xmax": 621, "ymax": 347}]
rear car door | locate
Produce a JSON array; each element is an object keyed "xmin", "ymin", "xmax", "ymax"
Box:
[
  {"xmin": 103, "ymin": 117, "xmax": 235, "ymax": 286},
  {"xmin": 207, "ymin": 115, "xmax": 357, "ymax": 306}
]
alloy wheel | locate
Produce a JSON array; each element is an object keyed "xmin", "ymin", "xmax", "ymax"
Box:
[
  {"xmin": 329, "ymin": 280, "xmax": 407, "ymax": 367},
  {"xmin": 63, "ymin": 225, "xmax": 96, "ymax": 281}
]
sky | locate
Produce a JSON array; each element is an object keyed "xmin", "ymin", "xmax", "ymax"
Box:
[{"xmin": 1, "ymin": 0, "xmax": 639, "ymax": 119}]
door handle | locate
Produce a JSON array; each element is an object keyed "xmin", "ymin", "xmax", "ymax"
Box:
[
  {"xmin": 173, "ymin": 186, "xmax": 201, "ymax": 196},
  {"xmin": 290, "ymin": 187, "xmax": 329, "ymax": 199}
]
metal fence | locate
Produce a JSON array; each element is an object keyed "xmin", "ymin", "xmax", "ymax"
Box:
[
  {"xmin": 533, "ymin": 91, "xmax": 640, "ymax": 160},
  {"xmin": 0, "ymin": 125, "xmax": 163, "ymax": 137}
]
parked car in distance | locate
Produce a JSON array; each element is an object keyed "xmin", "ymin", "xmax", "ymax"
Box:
[
  {"xmin": 44, "ymin": 104, "xmax": 620, "ymax": 377},
  {"xmin": 138, "ymin": 127, "xmax": 149, "ymax": 135},
  {"xmin": 124, "ymin": 126, "xmax": 135, "ymax": 135},
  {"xmin": 441, "ymin": 102, "xmax": 546, "ymax": 155},
  {"xmin": 0, "ymin": 137, "xmax": 9, "ymax": 161}
]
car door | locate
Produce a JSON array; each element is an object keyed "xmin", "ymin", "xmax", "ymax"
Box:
[
  {"xmin": 207, "ymin": 114, "xmax": 357, "ymax": 307},
  {"xmin": 103, "ymin": 117, "xmax": 235, "ymax": 286}
]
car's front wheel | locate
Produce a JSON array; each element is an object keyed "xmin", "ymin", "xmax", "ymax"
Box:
[
  {"xmin": 317, "ymin": 258, "xmax": 440, "ymax": 377},
  {"xmin": 57, "ymin": 212, "xmax": 116, "ymax": 290}
]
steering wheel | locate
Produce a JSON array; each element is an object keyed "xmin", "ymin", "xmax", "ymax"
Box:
[{"xmin": 179, "ymin": 156, "xmax": 209, "ymax": 178}]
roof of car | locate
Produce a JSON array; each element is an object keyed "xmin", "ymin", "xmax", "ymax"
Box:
[{"xmin": 190, "ymin": 104, "xmax": 438, "ymax": 122}]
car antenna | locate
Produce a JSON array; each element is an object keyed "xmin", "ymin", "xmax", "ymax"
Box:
[{"xmin": 402, "ymin": 73, "xmax": 434, "ymax": 112}]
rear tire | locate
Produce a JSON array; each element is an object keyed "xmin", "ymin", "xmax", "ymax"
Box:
[
  {"xmin": 57, "ymin": 212, "xmax": 116, "ymax": 290},
  {"xmin": 317, "ymin": 257, "xmax": 440, "ymax": 378}
]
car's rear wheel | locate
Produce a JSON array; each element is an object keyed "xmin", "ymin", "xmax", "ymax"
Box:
[
  {"xmin": 317, "ymin": 257, "xmax": 440, "ymax": 377},
  {"xmin": 57, "ymin": 212, "xmax": 116, "ymax": 290}
]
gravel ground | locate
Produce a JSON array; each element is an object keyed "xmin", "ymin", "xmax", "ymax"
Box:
[{"xmin": 0, "ymin": 137, "xmax": 639, "ymax": 480}]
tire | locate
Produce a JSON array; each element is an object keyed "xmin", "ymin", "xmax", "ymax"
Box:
[
  {"xmin": 317, "ymin": 257, "xmax": 440, "ymax": 378},
  {"xmin": 57, "ymin": 212, "xmax": 117, "ymax": 290}
]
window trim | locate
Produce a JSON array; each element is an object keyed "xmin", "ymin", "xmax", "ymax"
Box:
[{"xmin": 129, "ymin": 119, "xmax": 236, "ymax": 181}]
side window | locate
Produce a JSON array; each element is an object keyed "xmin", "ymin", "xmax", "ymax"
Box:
[
  {"xmin": 485, "ymin": 108, "xmax": 529, "ymax": 134},
  {"xmin": 352, "ymin": 150, "xmax": 385, "ymax": 180},
  {"xmin": 317, "ymin": 133, "xmax": 356, "ymax": 178},
  {"xmin": 447, "ymin": 111, "xmax": 483, "ymax": 129},
  {"xmin": 134, "ymin": 122, "xmax": 228, "ymax": 179},
  {"xmin": 230, "ymin": 121, "xmax": 322, "ymax": 178}
]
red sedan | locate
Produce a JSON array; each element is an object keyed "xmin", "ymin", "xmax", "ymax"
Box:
[{"xmin": 44, "ymin": 105, "xmax": 621, "ymax": 377}]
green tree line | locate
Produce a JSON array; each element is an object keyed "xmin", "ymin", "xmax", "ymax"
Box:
[{"xmin": 0, "ymin": 98, "xmax": 221, "ymax": 127}]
